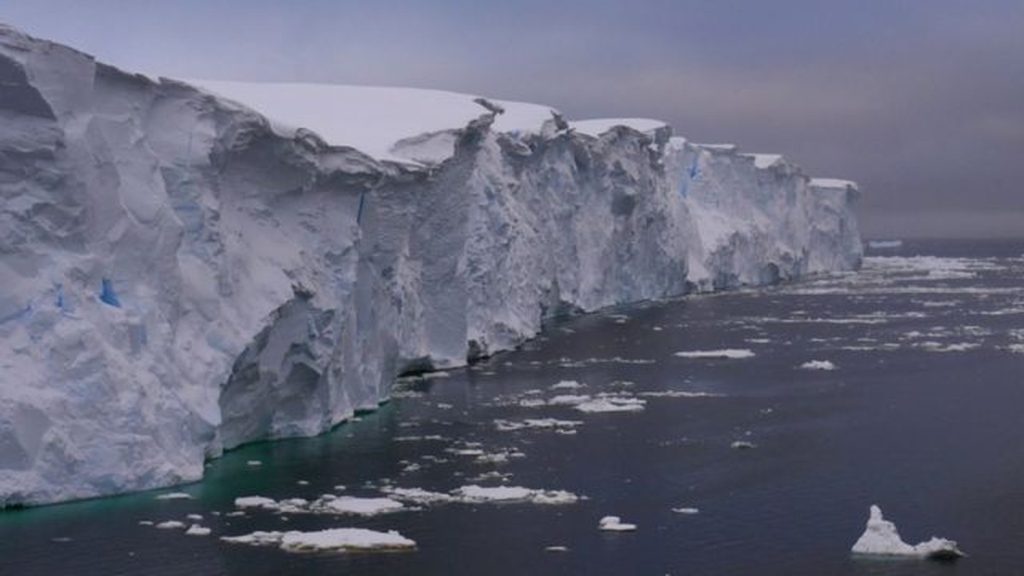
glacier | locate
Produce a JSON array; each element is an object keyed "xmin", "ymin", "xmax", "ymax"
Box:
[{"xmin": 0, "ymin": 24, "xmax": 862, "ymax": 506}]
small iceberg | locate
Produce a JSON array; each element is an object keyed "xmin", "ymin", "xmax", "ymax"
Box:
[
  {"xmin": 599, "ymin": 516, "xmax": 637, "ymax": 531},
  {"xmin": 851, "ymin": 505, "xmax": 964, "ymax": 561},
  {"xmin": 675, "ymin": 349, "xmax": 755, "ymax": 359},
  {"xmin": 494, "ymin": 417, "xmax": 583, "ymax": 432},
  {"xmin": 799, "ymin": 360, "xmax": 837, "ymax": 371},
  {"xmin": 545, "ymin": 545, "xmax": 569, "ymax": 552},
  {"xmin": 575, "ymin": 397, "xmax": 646, "ymax": 413},
  {"xmin": 185, "ymin": 524, "xmax": 212, "ymax": 536},
  {"xmin": 155, "ymin": 520, "xmax": 186, "ymax": 530},
  {"xmin": 234, "ymin": 496, "xmax": 279, "ymax": 510},
  {"xmin": 222, "ymin": 528, "xmax": 416, "ymax": 552},
  {"xmin": 154, "ymin": 492, "xmax": 194, "ymax": 501}
]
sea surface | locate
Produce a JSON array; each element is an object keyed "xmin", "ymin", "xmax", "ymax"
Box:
[{"xmin": 2, "ymin": 239, "xmax": 1022, "ymax": 576}]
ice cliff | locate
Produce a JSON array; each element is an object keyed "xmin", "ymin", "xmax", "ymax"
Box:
[{"xmin": 0, "ymin": 24, "xmax": 862, "ymax": 506}]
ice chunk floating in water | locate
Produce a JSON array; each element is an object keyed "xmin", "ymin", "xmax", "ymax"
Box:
[
  {"xmin": 851, "ymin": 506, "xmax": 964, "ymax": 561},
  {"xmin": 598, "ymin": 516, "xmax": 637, "ymax": 531},
  {"xmin": 222, "ymin": 528, "xmax": 416, "ymax": 553},
  {"xmin": 185, "ymin": 524, "xmax": 211, "ymax": 536},
  {"xmin": 675, "ymin": 349, "xmax": 756, "ymax": 359},
  {"xmin": 800, "ymin": 360, "xmax": 837, "ymax": 370}
]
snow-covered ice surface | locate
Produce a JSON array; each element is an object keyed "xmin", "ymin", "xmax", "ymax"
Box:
[
  {"xmin": 0, "ymin": 24, "xmax": 862, "ymax": 506},
  {"xmin": 190, "ymin": 81, "xmax": 556, "ymax": 164},
  {"xmin": 570, "ymin": 118, "xmax": 667, "ymax": 138},
  {"xmin": 851, "ymin": 506, "xmax": 964, "ymax": 560}
]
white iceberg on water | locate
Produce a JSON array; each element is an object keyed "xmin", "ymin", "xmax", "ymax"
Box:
[
  {"xmin": 598, "ymin": 516, "xmax": 637, "ymax": 531},
  {"xmin": 222, "ymin": 528, "xmax": 416, "ymax": 552},
  {"xmin": 851, "ymin": 505, "xmax": 964, "ymax": 561}
]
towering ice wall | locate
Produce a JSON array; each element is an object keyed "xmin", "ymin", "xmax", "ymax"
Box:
[{"xmin": 0, "ymin": 25, "xmax": 862, "ymax": 506}]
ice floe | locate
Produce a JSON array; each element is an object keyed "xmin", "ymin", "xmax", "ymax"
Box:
[
  {"xmin": 917, "ymin": 342, "xmax": 980, "ymax": 353},
  {"xmin": 494, "ymin": 418, "xmax": 583, "ymax": 432},
  {"xmin": 675, "ymin": 349, "xmax": 756, "ymax": 359},
  {"xmin": 851, "ymin": 505, "xmax": 964, "ymax": 561},
  {"xmin": 598, "ymin": 516, "xmax": 637, "ymax": 531},
  {"xmin": 800, "ymin": 360, "xmax": 837, "ymax": 370},
  {"xmin": 550, "ymin": 380, "xmax": 586, "ymax": 390},
  {"xmin": 234, "ymin": 496, "xmax": 279, "ymax": 510},
  {"xmin": 547, "ymin": 394, "xmax": 591, "ymax": 406},
  {"xmin": 222, "ymin": 528, "xmax": 416, "ymax": 553},
  {"xmin": 185, "ymin": 524, "xmax": 212, "ymax": 536},
  {"xmin": 555, "ymin": 357, "xmax": 656, "ymax": 368},
  {"xmin": 155, "ymin": 521, "xmax": 186, "ymax": 530},
  {"xmin": 154, "ymin": 492, "xmax": 194, "ymax": 501},
  {"xmin": 380, "ymin": 487, "xmax": 455, "ymax": 505},
  {"xmin": 473, "ymin": 449, "xmax": 526, "ymax": 465},
  {"xmin": 357, "ymin": 484, "xmax": 584, "ymax": 507},
  {"xmin": 671, "ymin": 507, "xmax": 700, "ymax": 515},
  {"xmin": 394, "ymin": 435, "xmax": 446, "ymax": 442},
  {"xmin": 453, "ymin": 485, "xmax": 579, "ymax": 505},
  {"xmin": 314, "ymin": 496, "xmax": 405, "ymax": 516},
  {"xmin": 637, "ymin": 390, "xmax": 723, "ymax": 398},
  {"xmin": 575, "ymin": 397, "xmax": 646, "ymax": 413}
]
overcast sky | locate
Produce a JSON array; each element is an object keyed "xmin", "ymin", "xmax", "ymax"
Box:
[{"xmin": 5, "ymin": 0, "xmax": 1023, "ymax": 238}]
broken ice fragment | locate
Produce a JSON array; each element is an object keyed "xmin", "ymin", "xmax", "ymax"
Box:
[
  {"xmin": 598, "ymin": 516, "xmax": 637, "ymax": 531},
  {"xmin": 851, "ymin": 505, "xmax": 964, "ymax": 561}
]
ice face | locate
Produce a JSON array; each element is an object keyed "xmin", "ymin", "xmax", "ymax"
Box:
[{"xmin": 0, "ymin": 24, "xmax": 862, "ymax": 506}]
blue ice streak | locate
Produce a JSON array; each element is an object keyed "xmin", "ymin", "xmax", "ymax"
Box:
[{"xmin": 100, "ymin": 278, "xmax": 121, "ymax": 307}]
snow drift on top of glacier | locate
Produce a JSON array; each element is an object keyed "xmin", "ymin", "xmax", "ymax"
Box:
[
  {"xmin": 186, "ymin": 80, "xmax": 556, "ymax": 163},
  {"xmin": 810, "ymin": 178, "xmax": 858, "ymax": 190},
  {"xmin": 570, "ymin": 118, "xmax": 667, "ymax": 137}
]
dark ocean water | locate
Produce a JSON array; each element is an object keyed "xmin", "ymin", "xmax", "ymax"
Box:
[{"xmin": 2, "ymin": 239, "xmax": 1022, "ymax": 576}]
